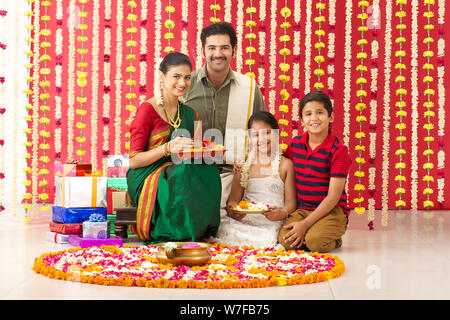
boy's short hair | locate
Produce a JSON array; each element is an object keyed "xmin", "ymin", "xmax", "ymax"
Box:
[
  {"xmin": 299, "ymin": 91, "xmax": 333, "ymax": 118},
  {"xmin": 200, "ymin": 22, "xmax": 237, "ymax": 50}
]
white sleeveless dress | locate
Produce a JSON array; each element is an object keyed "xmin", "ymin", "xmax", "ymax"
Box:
[{"xmin": 211, "ymin": 175, "xmax": 285, "ymax": 248}]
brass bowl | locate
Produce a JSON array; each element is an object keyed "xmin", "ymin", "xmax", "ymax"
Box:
[{"xmin": 155, "ymin": 242, "xmax": 212, "ymax": 266}]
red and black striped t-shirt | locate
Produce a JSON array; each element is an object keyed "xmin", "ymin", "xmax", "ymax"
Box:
[{"xmin": 289, "ymin": 131, "xmax": 352, "ymax": 216}]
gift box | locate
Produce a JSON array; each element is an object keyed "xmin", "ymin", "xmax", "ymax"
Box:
[
  {"xmin": 107, "ymin": 166, "xmax": 129, "ymax": 178},
  {"xmin": 52, "ymin": 206, "xmax": 107, "ymax": 224},
  {"xmin": 55, "ymin": 176, "xmax": 107, "ymax": 208},
  {"xmin": 46, "ymin": 231, "xmax": 69, "ymax": 244},
  {"xmin": 54, "ymin": 163, "xmax": 92, "ymax": 177},
  {"xmin": 83, "ymin": 221, "xmax": 108, "ymax": 239},
  {"xmin": 68, "ymin": 235, "xmax": 123, "ymax": 248},
  {"xmin": 49, "ymin": 221, "xmax": 83, "ymax": 235},
  {"xmin": 107, "ymin": 177, "xmax": 128, "ymax": 214}
]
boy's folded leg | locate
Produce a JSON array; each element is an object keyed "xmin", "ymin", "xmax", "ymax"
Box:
[{"xmin": 303, "ymin": 206, "xmax": 348, "ymax": 253}]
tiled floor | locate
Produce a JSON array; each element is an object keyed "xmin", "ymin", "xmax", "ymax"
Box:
[{"xmin": 1, "ymin": 208, "xmax": 449, "ymax": 300}]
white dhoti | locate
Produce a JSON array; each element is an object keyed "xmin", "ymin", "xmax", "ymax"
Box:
[{"xmin": 219, "ymin": 171, "xmax": 234, "ymax": 218}]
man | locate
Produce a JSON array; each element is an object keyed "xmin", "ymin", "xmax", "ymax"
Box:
[{"xmin": 183, "ymin": 22, "xmax": 267, "ymax": 211}]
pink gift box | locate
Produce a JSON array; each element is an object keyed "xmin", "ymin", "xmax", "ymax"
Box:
[{"xmin": 68, "ymin": 235, "xmax": 123, "ymax": 248}]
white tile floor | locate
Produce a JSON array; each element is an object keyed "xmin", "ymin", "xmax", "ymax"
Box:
[{"xmin": 1, "ymin": 207, "xmax": 449, "ymax": 300}]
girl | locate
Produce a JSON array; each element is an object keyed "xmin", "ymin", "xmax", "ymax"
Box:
[{"xmin": 211, "ymin": 111, "xmax": 297, "ymax": 248}]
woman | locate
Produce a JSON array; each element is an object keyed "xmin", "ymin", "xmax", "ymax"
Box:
[{"xmin": 127, "ymin": 52, "xmax": 221, "ymax": 244}]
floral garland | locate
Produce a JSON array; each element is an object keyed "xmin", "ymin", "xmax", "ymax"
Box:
[
  {"xmin": 224, "ymin": 0, "xmax": 231, "ymax": 22},
  {"xmin": 436, "ymin": 0, "xmax": 445, "ymax": 208},
  {"xmin": 244, "ymin": 1, "xmax": 256, "ymax": 79},
  {"xmin": 235, "ymin": 0, "xmax": 244, "ymax": 73},
  {"xmin": 352, "ymin": 1, "xmax": 370, "ymax": 215},
  {"xmin": 291, "ymin": 0, "xmax": 301, "ymax": 138},
  {"xmin": 37, "ymin": 0, "xmax": 53, "ymax": 211},
  {"xmin": 257, "ymin": 0, "xmax": 266, "ymax": 103},
  {"xmin": 304, "ymin": 0, "xmax": 312, "ymax": 94},
  {"xmin": 32, "ymin": 244, "xmax": 345, "ymax": 288},
  {"xmin": 381, "ymin": 0, "xmax": 393, "ymax": 226},
  {"xmin": 153, "ymin": 0, "xmax": 162, "ymax": 103},
  {"xmin": 421, "ymin": 0, "xmax": 436, "ymax": 209},
  {"xmin": 210, "ymin": 0, "xmax": 221, "ymax": 24},
  {"xmin": 268, "ymin": 0, "xmax": 277, "ymax": 90},
  {"xmin": 139, "ymin": 0, "xmax": 149, "ymax": 101},
  {"xmin": 393, "ymin": 0, "xmax": 407, "ymax": 210},
  {"xmin": 22, "ymin": 0, "xmax": 35, "ymax": 219},
  {"xmin": 313, "ymin": 1, "xmax": 326, "ymax": 91},
  {"xmin": 90, "ymin": 0, "xmax": 100, "ymax": 170},
  {"xmin": 54, "ymin": 0, "xmax": 63, "ymax": 162},
  {"xmin": 410, "ymin": 0, "xmax": 419, "ymax": 210},
  {"xmin": 0, "ymin": 6, "xmax": 5, "ymax": 213},
  {"xmin": 114, "ymin": 0, "xmax": 123, "ymax": 155},
  {"xmin": 75, "ymin": 0, "xmax": 89, "ymax": 162},
  {"xmin": 124, "ymin": 0, "xmax": 138, "ymax": 155},
  {"xmin": 101, "ymin": 0, "xmax": 112, "ymax": 172},
  {"xmin": 277, "ymin": 3, "xmax": 291, "ymax": 151},
  {"xmin": 240, "ymin": 145, "xmax": 282, "ymax": 188},
  {"xmin": 327, "ymin": 0, "xmax": 336, "ymax": 102},
  {"xmin": 67, "ymin": 0, "xmax": 76, "ymax": 159},
  {"xmin": 367, "ymin": 1, "xmax": 380, "ymax": 226},
  {"xmin": 163, "ymin": 0, "xmax": 175, "ymax": 53},
  {"xmin": 195, "ymin": 0, "xmax": 203, "ymax": 69},
  {"xmin": 342, "ymin": 0, "xmax": 352, "ymax": 148}
]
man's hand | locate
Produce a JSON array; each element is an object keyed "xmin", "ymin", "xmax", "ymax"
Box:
[{"xmin": 282, "ymin": 220, "xmax": 310, "ymax": 248}]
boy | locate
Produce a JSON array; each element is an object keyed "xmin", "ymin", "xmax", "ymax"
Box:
[{"xmin": 277, "ymin": 91, "xmax": 352, "ymax": 252}]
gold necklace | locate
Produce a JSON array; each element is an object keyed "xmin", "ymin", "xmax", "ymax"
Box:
[{"xmin": 162, "ymin": 101, "xmax": 181, "ymax": 130}]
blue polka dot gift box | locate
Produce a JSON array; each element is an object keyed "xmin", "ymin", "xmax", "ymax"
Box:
[{"xmin": 82, "ymin": 213, "xmax": 109, "ymax": 239}]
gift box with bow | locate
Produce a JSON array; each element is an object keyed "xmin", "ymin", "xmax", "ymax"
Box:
[{"xmin": 55, "ymin": 174, "xmax": 107, "ymax": 208}]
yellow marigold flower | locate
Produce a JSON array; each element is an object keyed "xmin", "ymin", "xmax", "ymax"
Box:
[
  {"xmin": 396, "ymin": 88, "xmax": 407, "ymax": 95},
  {"xmin": 359, "ymin": 1, "xmax": 370, "ymax": 7},
  {"xmin": 424, "ymin": 110, "xmax": 434, "ymax": 117},
  {"xmin": 128, "ymin": 0, "xmax": 137, "ymax": 8},
  {"xmin": 279, "ymin": 105, "xmax": 289, "ymax": 113},
  {"xmin": 280, "ymin": 7, "xmax": 291, "ymax": 18},
  {"xmin": 246, "ymin": 6, "xmax": 257, "ymax": 13},
  {"xmin": 279, "ymin": 48, "xmax": 291, "ymax": 55},
  {"xmin": 314, "ymin": 55, "xmax": 325, "ymax": 63},
  {"xmin": 280, "ymin": 131, "xmax": 288, "ymax": 137},
  {"xmin": 78, "ymin": 11, "xmax": 88, "ymax": 18},
  {"xmin": 165, "ymin": 5, "xmax": 175, "ymax": 13},
  {"xmin": 76, "ymin": 136, "xmax": 87, "ymax": 143},
  {"xmin": 355, "ymin": 103, "xmax": 366, "ymax": 111},
  {"xmin": 23, "ymin": 180, "xmax": 32, "ymax": 187},
  {"xmin": 396, "ymin": 200, "xmax": 406, "ymax": 207},
  {"xmin": 423, "ymin": 163, "xmax": 434, "ymax": 169},
  {"xmin": 39, "ymin": 54, "xmax": 51, "ymax": 62},
  {"xmin": 396, "ymin": 11, "xmax": 406, "ymax": 18},
  {"xmin": 125, "ymin": 93, "xmax": 136, "ymax": 100},
  {"xmin": 126, "ymin": 40, "xmax": 138, "ymax": 46},
  {"xmin": 126, "ymin": 104, "xmax": 137, "ymax": 112},
  {"xmin": 396, "ymin": 110, "xmax": 407, "ymax": 117},
  {"xmin": 246, "ymin": 46, "xmax": 256, "ymax": 53},
  {"xmin": 164, "ymin": 46, "xmax": 175, "ymax": 53},
  {"xmin": 125, "ymin": 132, "xmax": 131, "ymax": 138},
  {"xmin": 24, "ymin": 103, "xmax": 32, "ymax": 109},
  {"xmin": 280, "ymin": 144, "xmax": 288, "ymax": 150},
  {"xmin": 127, "ymin": 13, "xmax": 138, "ymax": 21},
  {"xmin": 23, "ymin": 89, "xmax": 32, "ymax": 95},
  {"xmin": 279, "ymin": 63, "xmax": 290, "ymax": 72},
  {"xmin": 395, "ymin": 75, "xmax": 406, "ymax": 83},
  {"xmin": 314, "ymin": 42, "xmax": 325, "ymax": 49},
  {"xmin": 77, "ymin": 62, "xmax": 88, "ymax": 68},
  {"xmin": 39, "ymin": 81, "xmax": 50, "ymax": 88},
  {"xmin": 357, "ymin": 39, "xmax": 368, "ymax": 46},
  {"xmin": 76, "ymin": 109, "xmax": 87, "ymax": 116},
  {"xmin": 354, "ymin": 184, "xmax": 365, "ymax": 191},
  {"xmin": 395, "ymin": 175, "xmax": 406, "ymax": 181},
  {"xmin": 395, "ymin": 37, "xmax": 406, "ymax": 44},
  {"xmin": 164, "ymin": 19, "xmax": 175, "ymax": 29},
  {"xmin": 424, "ymin": 25, "xmax": 434, "ymax": 30},
  {"xmin": 279, "ymin": 35, "xmax": 291, "ymax": 42},
  {"xmin": 76, "ymin": 122, "xmax": 87, "ymax": 129},
  {"xmin": 278, "ymin": 119, "xmax": 289, "ymax": 126},
  {"xmin": 280, "ymin": 22, "xmax": 291, "ymax": 29},
  {"xmin": 76, "ymin": 97, "xmax": 88, "ymax": 103},
  {"xmin": 315, "ymin": 29, "xmax": 325, "ymax": 37},
  {"xmin": 396, "ymin": 136, "xmax": 406, "ymax": 142},
  {"xmin": 39, "ymin": 156, "xmax": 50, "ymax": 163},
  {"xmin": 357, "ymin": 13, "xmax": 368, "ymax": 20},
  {"xmin": 77, "ymin": 36, "xmax": 88, "ymax": 42},
  {"xmin": 24, "ymin": 115, "xmax": 32, "ymax": 122},
  {"xmin": 396, "ymin": 149, "xmax": 406, "ymax": 155},
  {"xmin": 314, "ymin": 82, "xmax": 324, "ymax": 89},
  {"xmin": 395, "ymin": 162, "xmax": 406, "ymax": 169},
  {"xmin": 23, "ymin": 153, "xmax": 31, "ymax": 160},
  {"xmin": 423, "ymin": 188, "xmax": 433, "ymax": 195},
  {"xmin": 126, "ymin": 27, "xmax": 138, "ymax": 34},
  {"xmin": 423, "ymin": 200, "xmax": 434, "ymax": 208},
  {"xmin": 314, "ymin": 69, "xmax": 325, "ymax": 76},
  {"xmin": 354, "ymin": 171, "xmax": 365, "ymax": 177},
  {"xmin": 356, "ymin": 77, "xmax": 367, "ymax": 84},
  {"xmin": 396, "ymin": 24, "xmax": 406, "ymax": 30},
  {"xmin": 395, "ymin": 188, "xmax": 406, "ymax": 194},
  {"xmin": 316, "ymin": 3, "xmax": 326, "ymax": 9},
  {"xmin": 355, "ymin": 132, "xmax": 366, "ymax": 139},
  {"xmin": 39, "ymin": 117, "xmax": 50, "ymax": 125},
  {"xmin": 423, "ymin": 76, "xmax": 434, "ymax": 83},
  {"xmin": 353, "ymin": 197, "xmax": 364, "ymax": 204},
  {"xmin": 278, "ymin": 75, "xmax": 290, "ymax": 82},
  {"xmin": 357, "ymin": 52, "xmax": 368, "ymax": 60},
  {"xmin": 424, "ymin": 136, "xmax": 434, "ymax": 142},
  {"xmin": 356, "ymin": 116, "xmax": 367, "ymax": 122},
  {"xmin": 77, "ymin": 77, "xmax": 87, "ymax": 88},
  {"xmin": 42, "ymin": 0, "xmax": 51, "ymax": 6},
  {"xmin": 358, "ymin": 26, "xmax": 369, "ymax": 32},
  {"xmin": 423, "ymin": 123, "xmax": 434, "ymax": 130},
  {"xmin": 394, "ymin": 63, "xmax": 406, "ymax": 70},
  {"xmin": 423, "ymin": 149, "xmax": 434, "ymax": 156},
  {"xmin": 210, "ymin": 4, "xmax": 221, "ymax": 10},
  {"xmin": 209, "ymin": 17, "xmax": 221, "ymax": 23},
  {"xmin": 395, "ymin": 123, "xmax": 406, "ymax": 130},
  {"xmin": 314, "ymin": 16, "xmax": 326, "ymax": 23},
  {"xmin": 23, "ymin": 141, "xmax": 32, "ymax": 147},
  {"xmin": 423, "ymin": 51, "xmax": 434, "ymax": 57},
  {"xmin": 423, "ymin": 37, "xmax": 434, "ymax": 44},
  {"xmin": 38, "ymin": 168, "xmax": 49, "ymax": 175},
  {"xmin": 22, "ymin": 193, "xmax": 32, "ymax": 200},
  {"xmin": 423, "ymin": 64, "xmax": 434, "ymax": 71},
  {"xmin": 354, "ymin": 207, "xmax": 365, "ymax": 214},
  {"xmin": 126, "ymin": 66, "xmax": 136, "ymax": 73},
  {"xmin": 76, "ymin": 149, "xmax": 86, "ymax": 157},
  {"xmin": 126, "ymin": 79, "xmax": 136, "ymax": 85},
  {"xmin": 40, "ymin": 93, "xmax": 50, "ymax": 100},
  {"xmin": 356, "ymin": 90, "xmax": 367, "ymax": 97},
  {"xmin": 355, "ymin": 157, "xmax": 366, "ymax": 164},
  {"xmin": 395, "ymin": 50, "xmax": 406, "ymax": 57},
  {"xmin": 78, "ymin": 24, "xmax": 88, "ymax": 30},
  {"xmin": 125, "ymin": 141, "xmax": 130, "ymax": 150},
  {"xmin": 422, "ymin": 175, "xmax": 434, "ymax": 182},
  {"xmin": 25, "ymin": 37, "xmax": 33, "ymax": 43},
  {"xmin": 245, "ymin": 59, "xmax": 255, "ymax": 65},
  {"xmin": 40, "ymin": 68, "xmax": 51, "ymax": 75},
  {"xmin": 23, "ymin": 128, "xmax": 32, "ymax": 134}
]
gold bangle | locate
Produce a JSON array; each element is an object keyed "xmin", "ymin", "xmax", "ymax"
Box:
[{"xmin": 164, "ymin": 141, "xmax": 171, "ymax": 157}]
